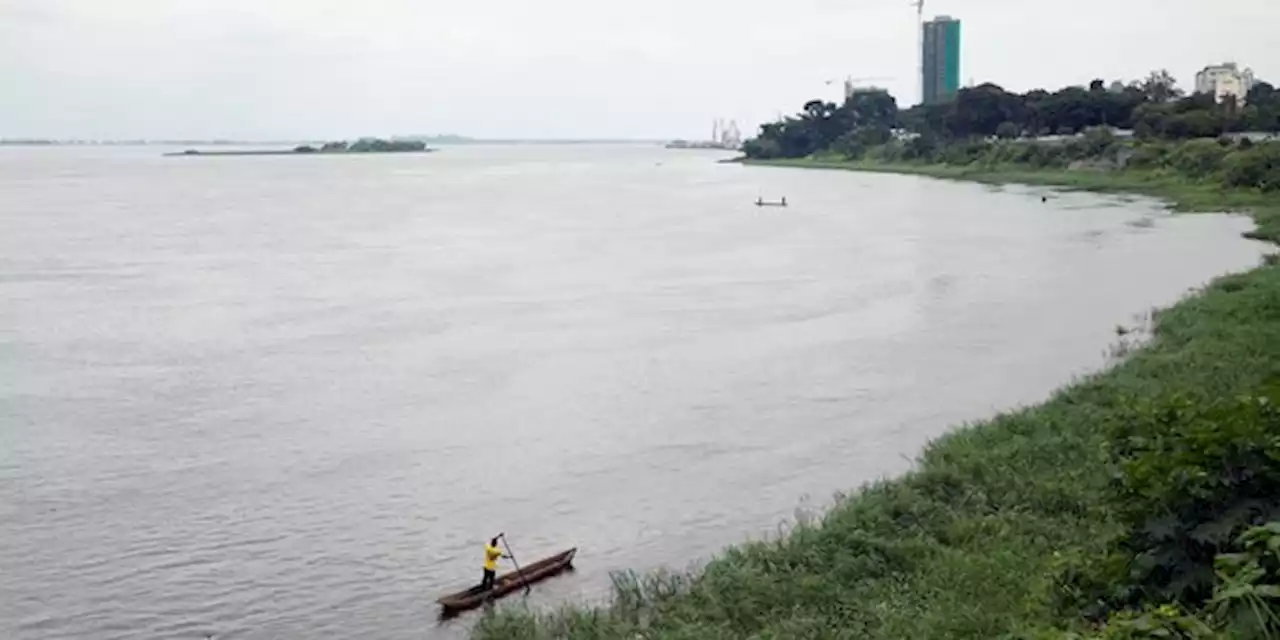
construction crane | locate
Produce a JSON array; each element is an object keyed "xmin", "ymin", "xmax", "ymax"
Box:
[
  {"xmin": 911, "ymin": 0, "xmax": 925, "ymax": 104},
  {"xmin": 825, "ymin": 76, "xmax": 895, "ymax": 100},
  {"xmin": 824, "ymin": 76, "xmax": 894, "ymax": 86}
]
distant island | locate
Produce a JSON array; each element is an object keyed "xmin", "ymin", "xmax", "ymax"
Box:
[
  {"xmin": 163, "ymin": 137, "xmax": 432, "ymax": 157},
  {"xmin": 1, "ymin": 135, "xmax": 678, "ymax": 147}
]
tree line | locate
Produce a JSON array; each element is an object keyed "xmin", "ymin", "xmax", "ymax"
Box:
[
  {"xmin": 293, "ymin": 138, "xmax": 427, "ymax": 153},
  {"xmin": 743, "ymin": 70, "xmax": 1280, "ymax": 160}
]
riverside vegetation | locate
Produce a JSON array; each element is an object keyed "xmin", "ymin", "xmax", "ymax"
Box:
[{"xmin": 473, "ymin": 73, "xmax": 1280, "ymax": 639}]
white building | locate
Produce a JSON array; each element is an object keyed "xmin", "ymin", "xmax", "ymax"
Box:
[{"xmin": 1195, "ymin": 62, "xmax": 1256, "ymax": 104}]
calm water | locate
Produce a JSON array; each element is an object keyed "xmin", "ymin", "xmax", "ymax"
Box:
[{"xmin": 0, "ymin": 145, "xmax": 1269, "ymax": 639}]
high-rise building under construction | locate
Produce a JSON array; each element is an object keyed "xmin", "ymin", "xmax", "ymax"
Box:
[{"xmin": 921, "ymin": 16, "xmax": 961, "ymax": 104}]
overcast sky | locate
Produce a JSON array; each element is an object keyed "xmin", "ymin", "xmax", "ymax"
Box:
[{"xmin": 1, "ymin": 0, "xmax": 1276, "ymax": 140}]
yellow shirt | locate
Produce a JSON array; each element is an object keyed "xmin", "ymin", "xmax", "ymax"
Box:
[{"xmin": 483, "ymin": 544, "xmax": 502, "ymax": 571}]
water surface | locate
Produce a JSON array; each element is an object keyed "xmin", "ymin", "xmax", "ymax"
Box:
[{"xmin": 0, "ymin": 144, "xmax": 1268, "ymax": 639}]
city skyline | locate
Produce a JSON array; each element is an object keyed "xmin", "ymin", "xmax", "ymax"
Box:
[{"xmin": 1, "ymin": 0, "xmax": 1278, "ymax": 140}]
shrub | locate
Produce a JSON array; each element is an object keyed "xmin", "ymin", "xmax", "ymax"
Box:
[
  {"xmin": 1167, "ymin": 139, "xmax": 1230, "ymax": 179},
  {"xmin": 857, "ymin": 125, "xmax": 894, "ymax": 147},
  {"xmin": 1211, "ymin": 523, "xmax": 1280, "ymax": 638},
  {"xmin": 743, "ymin": 137, "xmax": 782, "ymax": 159},
  {"xmin": 832, "ymin": 131, "xmax": 867, "ymax": 159},
  {"xmin": 985, "ymin": 141, "xmax": 1024, "ymax": 165},
  {"xmin": 1082, "ymin": 127, "xmax": 1119, "ymax": 158},
  {"xmin": 1034, "ymin": 144, "xmax": 1069, "ymax": 168},
  {"xmin": 1221, "ymin": 144, "xmax": 1280, "ymax": 190},
  {"xmin": 940, "ymin": 139, "xmax": 991, "ymax": 165},
  {"xmin": 1092, "ymin": 604, "xmax": 1217, "ymax": 639},
  {"xmin": 1128, "ymin": 143, "xmax": 1171, "ymax": 169},
  {"xmin": 1105, "ymin": 391, "xmax": 1280, "ymax": 607}
]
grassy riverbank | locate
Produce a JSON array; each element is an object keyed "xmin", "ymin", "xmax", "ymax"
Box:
[
  {"xmin": 746, "ymin": 157, "xmax": 1280, "ymax": 245},
  {"xmin": 473, "ymin": 162, "xmax": 1280, "ymax": 639}
]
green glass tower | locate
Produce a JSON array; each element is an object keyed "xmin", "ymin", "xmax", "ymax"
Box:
[{"xmin": 921, "ymin": 16, "xmax": 961, "ymax": 104}]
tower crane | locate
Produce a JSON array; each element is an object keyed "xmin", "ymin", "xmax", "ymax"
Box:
[
  {"xmin": 825, "ymin": 76, "xmax": 896, "ymax": 99},
  {"xmin": 824, "ymin": 76, "xmax": 894, "ymax": 86},
  {"xmin": 911, "ymin": 0, "xmax": 925, "ymax": 104}
]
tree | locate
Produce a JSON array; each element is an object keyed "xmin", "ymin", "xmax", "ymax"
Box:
[
  {"xmin": 1131, "ymin": 99, "xmax": 1234, "ymax": 140},
  {"xmin": 1021, "ymin": 89, "xmax": 1054, "ymax": 135},
  {"xmin": 831, "ymin": 131, "xmax": 866, "ymax": 159},
  {"xmin": 1038, "ymin": 87, "xmax": 1097, "ymax": 135},
  {"xmin": 802, "ymin": 99, "xmax": 831, "ymax": 121},
  {"xmin": 1221, "ymin": 95, "xmax": 1241, "ymax": 124},
  {"xmin": 946, "ymin": 83, "xmax": 1024, "ymax": 137},
  {"xmin": 753, "ymin": 115, "xmax": 826, "ymax": 159},
  {"xmin": 1246, "ymin": 81, "xmax": 1276, "ymax": 107},
  {"xmin": 1137, "ymin": 69, "xmax": 1183, "ymax": 103},
  {"xmin": 843, "ymin": 90, "xmax": 898, "ymax": 131},
  {"xmin": 742, "ymin": 136, "xmax": 782, "ymax": 159},
  {"xmin": 1175, "ymin": 93, "xmax": 1217, "ymax": 113},
  {"xmin": 740, "ymin": 71, "xmax": 1261, "ymax": 160},
  {"xmin": 1243, "ymin": 82, "xmax": 1280, "ymax": 132},
  {"xmin": 898, "ymin": 102, "xmax": 951, "ymax": 138},
  {"xmin": 995, "ymin": 121, "xmax": 1021, "ymax": 139}
]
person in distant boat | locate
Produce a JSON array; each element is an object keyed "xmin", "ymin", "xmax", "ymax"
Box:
[{"xmin": 481, "ymin": 537, "xmax": 508, "ymax": 590}]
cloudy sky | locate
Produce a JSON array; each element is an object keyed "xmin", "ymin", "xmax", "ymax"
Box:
[{"xmin": 1, "ymin": 0, "xmax": 1276, "ymax": 140}]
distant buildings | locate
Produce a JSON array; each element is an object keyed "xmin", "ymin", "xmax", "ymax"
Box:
[
  {"xmin": 1195, "ymin": 62, "xmax": 1256, "ymax": 105},
  {"xmin": 921, "ymin": 15, "xmax": 961, "ymax": 105}
]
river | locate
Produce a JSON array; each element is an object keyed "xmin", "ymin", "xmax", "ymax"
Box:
[{"xmin": 0, "ymin": 144, "xmax": 1268, "ymax": 639}]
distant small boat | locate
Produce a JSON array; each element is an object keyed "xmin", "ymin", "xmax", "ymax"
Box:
[
  {"xmin": 436, "ymin": 548, "xmax": 577, "ymax": 616},
  {"xmin": 755, "ymin": 197, "xmax": 788, "ymax": 207}
]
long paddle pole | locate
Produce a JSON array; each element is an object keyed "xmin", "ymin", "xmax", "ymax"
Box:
[{"xmin": 498, "ymin": 533, "xmax": 531, "ymax": 595}]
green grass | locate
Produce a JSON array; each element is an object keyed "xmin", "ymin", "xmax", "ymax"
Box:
[
  {"xmin": 746, "ymin": 157, "xmax": 1280, "ymax": 244},
  {"xmin": 472, "ymin": 161, "xmax": 1280, "ymax": 640}
]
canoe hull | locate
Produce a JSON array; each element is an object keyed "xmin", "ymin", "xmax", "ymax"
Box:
[{"xmin": 436, "ymin": 547, "xmax": 577, "ymax": 615}]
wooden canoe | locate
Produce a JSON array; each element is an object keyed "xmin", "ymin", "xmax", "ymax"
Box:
[{"xmin": 436, "ymin": 547, "xmax": 577, "ymax": 615}]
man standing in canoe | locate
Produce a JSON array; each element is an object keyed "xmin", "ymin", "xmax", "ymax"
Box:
[{"xmin": 480, "ymin": 536, "xmax": 508, "ymax": 591}]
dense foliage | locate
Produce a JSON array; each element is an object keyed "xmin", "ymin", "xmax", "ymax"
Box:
[
  {"xmin": 1110, "ymin": 392, "xmax": 1280, "ymax": 606},
  {"xmin": 743, "ymin": 70, "xmax": 1280, "ymax": 161},
  {"xmin": 1054, "ymin": 388, "xmax": 1280, "ymax": 623},
  {"xmin": 292, "ymin": 138, "xmax": 427, "ymax": 153},
  {"xmin": 848, "ymin": 131, "xmax": 1280, "ymax": 195},
  {"xmin": 347, "ymin": 137, "xmax": 426, "ymax": 152}
]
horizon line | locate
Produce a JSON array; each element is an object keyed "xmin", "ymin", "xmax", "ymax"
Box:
[{"xmin": 0, "ymin": 136, "xmax": 681, "ymax": 146}]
